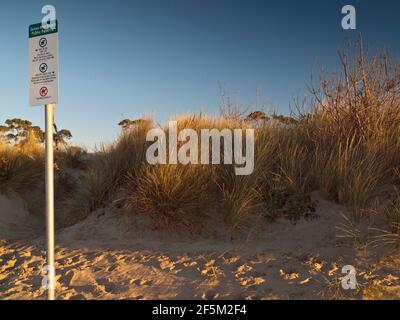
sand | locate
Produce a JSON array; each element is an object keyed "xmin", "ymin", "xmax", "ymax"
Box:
[{"xmin": 0, "ymin": 192, "xmax": 399, "ymax": 300}]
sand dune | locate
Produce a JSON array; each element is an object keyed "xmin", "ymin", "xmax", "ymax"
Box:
[
  {"xmin": 0, "ymin": 192, "xmax": 399, "ymax": 300},
  {"xmin": 0, "ymin": 194, "xmax": 42, "ymax": 240}
]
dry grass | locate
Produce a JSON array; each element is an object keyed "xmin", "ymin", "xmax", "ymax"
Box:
[
  {"xmin": 0, "ymin": 133, "xmax": 44, "ymax": 195},
  {"xmin": 369, "ymin": 188, "xmax": 400, "ymax": 247},
  {"xmin": 61, "ymin": 119, "xmax": 153, "ymax": 226},
  {"xmin": 291, "ymin": 40, "xmax": 400, "ymax": 223},
  {"xmin": 133, "ymin": 164, "xmax": 212, "ymax": 233},
  {"xmin": 61, "ymin": 42, "xmax": 400, "ymax": 237},
  {"xmin": 57, "ymin": 145, "xmax": 88, "ymax": 170},
  {"xmin": 3, "ymin": 41, "xmax": 400, "ymax": 242}
]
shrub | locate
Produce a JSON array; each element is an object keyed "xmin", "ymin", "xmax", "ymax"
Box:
[{"xmin": 131, "ymin": 164, "xmax": 212, "ymax": 233}]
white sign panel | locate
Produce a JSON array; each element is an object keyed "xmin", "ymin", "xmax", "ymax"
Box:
[{"xmin": 29, "ymin": 21, "xmax": 59, "ymax": 106}]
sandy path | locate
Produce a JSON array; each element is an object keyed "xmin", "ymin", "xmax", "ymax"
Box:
[{"xmin": 0, "ymin": 193, "xmax": 399, "ymax": 300}]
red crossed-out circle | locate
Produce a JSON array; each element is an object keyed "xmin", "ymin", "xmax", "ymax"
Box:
[{"xmin": 39, "ymin": 86, "xmax": 48, "ymax": 97}]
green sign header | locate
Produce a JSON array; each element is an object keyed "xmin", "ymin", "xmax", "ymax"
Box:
[{"xmin": 29, "ymin": 20, "xmax": 58, "ymax": 38}]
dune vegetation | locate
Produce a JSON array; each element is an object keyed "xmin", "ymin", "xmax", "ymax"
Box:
[{"xmin": 1, "ymin": 43, "xmax": 400, "ymax": 247}]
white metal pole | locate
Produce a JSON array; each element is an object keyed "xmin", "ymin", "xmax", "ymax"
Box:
[{"xmin": 45, "ymin": 103, "xmax": 55, "ymax": 300}]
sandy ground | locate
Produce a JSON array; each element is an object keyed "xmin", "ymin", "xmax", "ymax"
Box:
[{"xmin": 0, "ymin": 192, "xmax": 399, "ymax": 300}]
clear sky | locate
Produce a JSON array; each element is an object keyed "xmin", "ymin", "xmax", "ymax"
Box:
[{"xmin": 1, "ymin": 0, "xmax": 400, "ymax": 147}]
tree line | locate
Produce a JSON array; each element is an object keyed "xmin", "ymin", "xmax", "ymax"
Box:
[{"xmin": 0, "ymin": 118, "xmax": 72, "ymax": 149}]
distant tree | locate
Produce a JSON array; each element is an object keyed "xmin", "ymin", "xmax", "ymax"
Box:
[
  {"xmin": 0, "ymin": 118, "xmax": 72, "ymax": 148},
  {"xmin": 246, "ymin": 111, "xmax": 269, "ymax": 121},
  {"xmin": 271, "ymin": 114, "xmax": 298, "ymax": 125},
  {"xmin": 118, "ymin": 119, "xmax": 132, "ymax": 129},
  {"xmin": 53, "ymin": 123, "xmax": 72, "ymax": 150},
  {"xmin": 0, "ymin": 125, "xmax": 8, "ymax": 135},
  {"xmin": 245, "ymin": 111, "xmax": 269, "ymax": 128},
  {"xmin": 0, "ymin": 125, "xmax": 7, "ymax": 144},
  {"xmin": 0, "ymin": 118, "xmax": 44, "ymax": 144},
  {"xmin": 118, "ymin": 118, "xmax": 146, "ymax": 130},
  {"xmin": 31, "ymin": 126, "xmax": 45, "ymax": 143}
]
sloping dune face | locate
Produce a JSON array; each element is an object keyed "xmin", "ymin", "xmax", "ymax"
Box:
[
  {"xmin": 0, "ymin": 192, "xmax": 399, "ymax": 300},
  {"xmin": 0, "ymin": 194, "xmax": 42, "ymax": 240}
]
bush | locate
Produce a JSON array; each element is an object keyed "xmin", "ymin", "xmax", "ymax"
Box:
[{"xmin": 130, "ymin": 164, "xmax": 212, "ymax": 233}]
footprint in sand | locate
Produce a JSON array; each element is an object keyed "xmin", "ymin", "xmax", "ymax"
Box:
[
  {"xmin": 0, "ymin": 259, "xmax": 17, "ymax": 272},
  {"xmin": 202, "ymin": 289, "xmax": 219, "ymax": 300},
  {"xmin": 69, "ymin": 293, "xmax": 86, "ymax": 300},
  {"xmin": 105, "ymin": 265, "xmax": 119, "ymax": 272},
  {"xmin": 59, "ymin": 270, "xmax": 75, "ymax": 287},
  {"xmin": 279, "ymin": 269, "xmax": 300, "ymax": 281},
  {"xmin": 239, "ymin": 276, "xmax": 266, "ymax": 287},
  {"xmin": 130, "ymin": 278, "xmax": 153, "ymax": 286},
  {"xmin": 96, "ymin": 278, "xmax": 116, "ymax": 293}
]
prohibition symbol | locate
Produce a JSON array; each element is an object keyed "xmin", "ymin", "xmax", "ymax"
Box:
[
  {"xmin": 40, "ymin": 86, "xmax": 48, "ymax": 97},
  {"xmin": 39, "ymin": 37, "xmax": 47, "ymax": 47},
  {"xmin": 39, "ymin": 63, "xmax": 48, "ymax": 73}
]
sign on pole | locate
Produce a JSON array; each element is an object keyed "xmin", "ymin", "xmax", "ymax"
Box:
[
  {"xmin": 29, "ymin": 20, "xmax": 58, "ymax": 300},
  {"xmin": 29, "ymin": 21, "xmax": 59, "ymax": 106}
]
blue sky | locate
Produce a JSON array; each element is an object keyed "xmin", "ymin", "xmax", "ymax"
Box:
[{"xmin": 1, "ymin": 0, "xmax": 400, "ymax": 147}]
